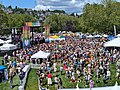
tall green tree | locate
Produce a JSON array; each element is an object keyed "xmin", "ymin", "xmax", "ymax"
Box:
[
  {"xmin": 7, "ymin": 14, "xmax": 36, "ymax": 28},
  {"xmin": 0, "ymin": 5, "xmax": 8, "ymax": 35}
]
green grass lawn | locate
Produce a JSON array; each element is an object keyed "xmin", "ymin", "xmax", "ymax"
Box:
[
  {"xmin": 0, "ymin": 56, "xmax": 20, "ymax": 90},
  {"xmin": 0, "ymin": 75, "xmax": 20, "ymax": 90},
  {"xmin": 1, "ymin": 55, "xmax": 120, "ymax": 90},
  {"xmin": 0, "ymin": 56, "xmax": 3, "ymax": 65},
  {"xmin": 25, "ymin": 69, "xmax": 39, "ymax": 90},
  {"xmin": 41, "ymin": 63, "xmax": 120, "ymax": 90}
]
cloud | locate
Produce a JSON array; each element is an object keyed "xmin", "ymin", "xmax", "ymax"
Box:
[
  {"xmin": 34, "ymin": 0, "xmax": 118, "ymax": 13},
  {"xmin": 35, "ymin": 5, "xmax": 51, "ymax": 10}
]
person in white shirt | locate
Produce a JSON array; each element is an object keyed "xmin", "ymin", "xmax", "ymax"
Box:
[
  {"xmin": 54, "ymin": 76, "xmax": 58, "ymax": 89},
  {"xmin": 107, "ymin": 70, "xmax": 111, "ymax": 80}
]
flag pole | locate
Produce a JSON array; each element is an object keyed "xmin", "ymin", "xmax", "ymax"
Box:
[{"xmin": 114, "ymin": 25, "xmax": 116, "ymax": 36}]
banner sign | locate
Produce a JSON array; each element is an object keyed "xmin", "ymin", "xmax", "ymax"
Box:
[
  {"xmin": 22, "ymin": 26, "xmax": 31, "ymax": 48},
  {"xmin": 45, "ymin": 24, "xmax": 50, "ymax": 38},
  {"xmin": 26, "ymin": 22, "xmax": 41, "ymax": 26}
]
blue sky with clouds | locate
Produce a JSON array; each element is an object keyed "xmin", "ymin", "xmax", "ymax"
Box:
[{"xmin": 2, "ymin": 0, "xmax": 120, "ymax": 13}]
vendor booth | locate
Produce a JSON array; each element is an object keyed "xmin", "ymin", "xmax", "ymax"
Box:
[
  {"xmin": 0, "ymin": 66, "xmax": 8, "ymax": 83},
  {"xmin": 0, "ymin": 43, "xmax": 17, "ymax": 51},
  {"xmin": 104, "ymin": 38, "xmax": 120, "ymax": 47},
  {"xmin": 31, "ymin": 50, "xmax": 50, "ymax": 64},
  {"xmin": 31, "ymin": 50, "xmax": 50, "ymax": 59},
  {"xmin": 0, "ymin": 39, "xmax": 5, "ymax": 44}
]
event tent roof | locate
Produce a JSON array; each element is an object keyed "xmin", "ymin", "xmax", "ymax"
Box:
[
  {"xmin": 104, "ymin": 37, "xmax": 120, "ymax": 47},
  {"xmin": 117, "ymin": 34, "xmax": 120, "ymax": 37},
  {"xmin": 31, "ymin": 50, "xmax": 50, "ymax": 59},
  {"xmin": 4, "ymin": 39, "xmax": 12, "ymax": 44},
  {"xmin": 86, "ymin": 35, "xmax": 94, "ymax": 38},
  {"xmin": 0, "ymin": 44, "xmax": 17, "ymax": 50},
  {"xmin": 59, "ymin": 35, "xmax": 65, "ymax": 38},
  {"xmin": 0, "ymin": 66, "xmax": 6, "ymax": 71},
  {"xmin": 50, "ymin": 35, "xmax": 59, "ymax": 38},
  {"xmin": 94, "ymin": 34, "xmax": 102, "ymax": 38},
  {"xmin": 0, "ymin": 39, "xmax": 5, "ymax": 44},
  {"xmin": 103, "ymin": 34, "xmax": 108, "ymax": 37}
]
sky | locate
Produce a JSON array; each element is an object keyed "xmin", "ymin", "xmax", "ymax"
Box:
[{"xmin": 2, "ymin": 0, "xmax": 120, "ymax": 14}]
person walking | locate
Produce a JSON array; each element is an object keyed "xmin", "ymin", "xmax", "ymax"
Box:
[
  {"xmin": 19, "ymin": 69, "xmax": 25, "ymax": 86},
  {"xmin": 9, "ymin": 74, "xmax": 13, "ymax": 89},
  {"xmin": 89, "ymin": 78, "xmax": 94, "ymax": 90}
]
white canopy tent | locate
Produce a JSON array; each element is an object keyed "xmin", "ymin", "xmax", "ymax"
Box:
[
  {"xmin": 117, "ymin": 34, "xmax": 120, "ymax": 37},
  {"xmin": 103, "ymin": 34, "xmax": 108, "ymax": 38},
  {"xmin": 0, "ymin": 44, "xmax": 17, "ymax": 50},
  {"xmin": 104, "ymin": 38, "xmax": 120, "ymax": 47},
  {"xmin": 0, "ymin": 39, "xmax": 5, "ymax": 44},
  {"xmin": 86, "ymin": 35, "xmax": 94, "ymax": 38},
  {"xmin": 94, "ymin": 34, "xmax": 102, "ymax": 38},
  {"xmin": 4, "ymin": 39, "xmax": 12, "ymax": 44},
  {"xmin": 31, "ymin": 50, "xmax": 50, "ymax": 59}
]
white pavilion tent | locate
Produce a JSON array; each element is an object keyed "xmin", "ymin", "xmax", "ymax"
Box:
[
  {"xmin": 104, "ymin": 37, "xmax": 120, "ymax": 47},
  {"xmin": 0, "ymin": 39, "xmax": 5, "ymax": 44},
  {"xmin": 31, "ymin": 50, "xmax": 50, "ymax": 59},
  {"xmin": 4, "ymin": 39, "xmax": 12, "ymax": 44},
  {"xmin": 94, "ymin": 34, "xmax": 102, "ymax": 38},
  {"xmin": 103, "ymin": 34, "xmax": 108, "ymax": 38},
  {"xmin": 0, "ymin": 43, "xmax": 17, "ymax": 50},
  {"xmin": 117, "ymin": 34, "xmax": 120, "ymax": 37},
  {"xmin": 86, "ymin": 35, "xmax": 94, "ymax": 38}
]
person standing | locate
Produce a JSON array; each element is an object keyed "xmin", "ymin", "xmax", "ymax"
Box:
[
  {"xmin": 19, "ymin": 69, "xmax": 25, "ymax": 86},
  {"xmin": 59, "ymin": 78, "xmax": 62, "ymax": 89},
  {"xmin": 54, "ymin": 75, "xmax": 59, "ymax": 90},
  {"xmin": 9, "ymin": 74, "xmax": 13, "ymax": 89},
  {"xmin": 47, "ymin": 72, "xmax": 52, "ymax": 86},
  {"xmin": 89, "ymin": 78, "xmax": 94, "ymax": 90}
]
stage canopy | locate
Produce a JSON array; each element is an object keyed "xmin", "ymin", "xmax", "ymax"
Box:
[
  {"xmin": 104, "ymin": 38, "xmax": 120, "ymax": 47},
  {"xmin": 0, "ymin": 44, "xmax": 17, "ymax": 51},
  {"xmin": 31, "ymin": 50, "xmax": 50, "ymax": 59}
]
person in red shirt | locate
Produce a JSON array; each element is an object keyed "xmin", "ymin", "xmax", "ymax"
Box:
[{"xmin": 47, "ymin": 72, "xmax": 52, "ymax": 86}]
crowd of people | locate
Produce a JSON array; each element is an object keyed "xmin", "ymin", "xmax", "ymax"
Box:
[
  {"xmin": 1, "ymin": 33, "xmax": 120, "ymax": 90},
  {"xmin": 33, "ymin": 34, "xmax": 120, "ymax": 89}
]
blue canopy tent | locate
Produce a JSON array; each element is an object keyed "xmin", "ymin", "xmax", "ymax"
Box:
[
  {"xmin": 0, "ymin": 66, "xmax": 6, "ymax": 71},
  {"xmin": 108, "ymin": 35, "xmax": 117, "ymax": 40}
]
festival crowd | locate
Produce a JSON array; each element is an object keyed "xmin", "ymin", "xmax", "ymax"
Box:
[{"xmin": 2, "ymin": 34, "xmax": 120, "ymax": 90}]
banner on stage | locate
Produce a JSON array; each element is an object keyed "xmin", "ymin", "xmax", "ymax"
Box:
[
  {"xmin": 26, "ymin": 22, "xmax": 41, "ymax": 26},
  {"xmin": 22, "ymin": 26, "xmax": 31, "ymax": 48}
]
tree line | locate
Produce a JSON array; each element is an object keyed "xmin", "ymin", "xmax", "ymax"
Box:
[
  {"xmin": 0, "ymin": 4, "xmax": 36, "ymax": 35},
  {"xmin": 45, "ymin": 0, "xmax": 120, "ymax": 34},
  {"xmin": 0, "ymin": 0, "xmax": 120, "ymax": 35}
]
